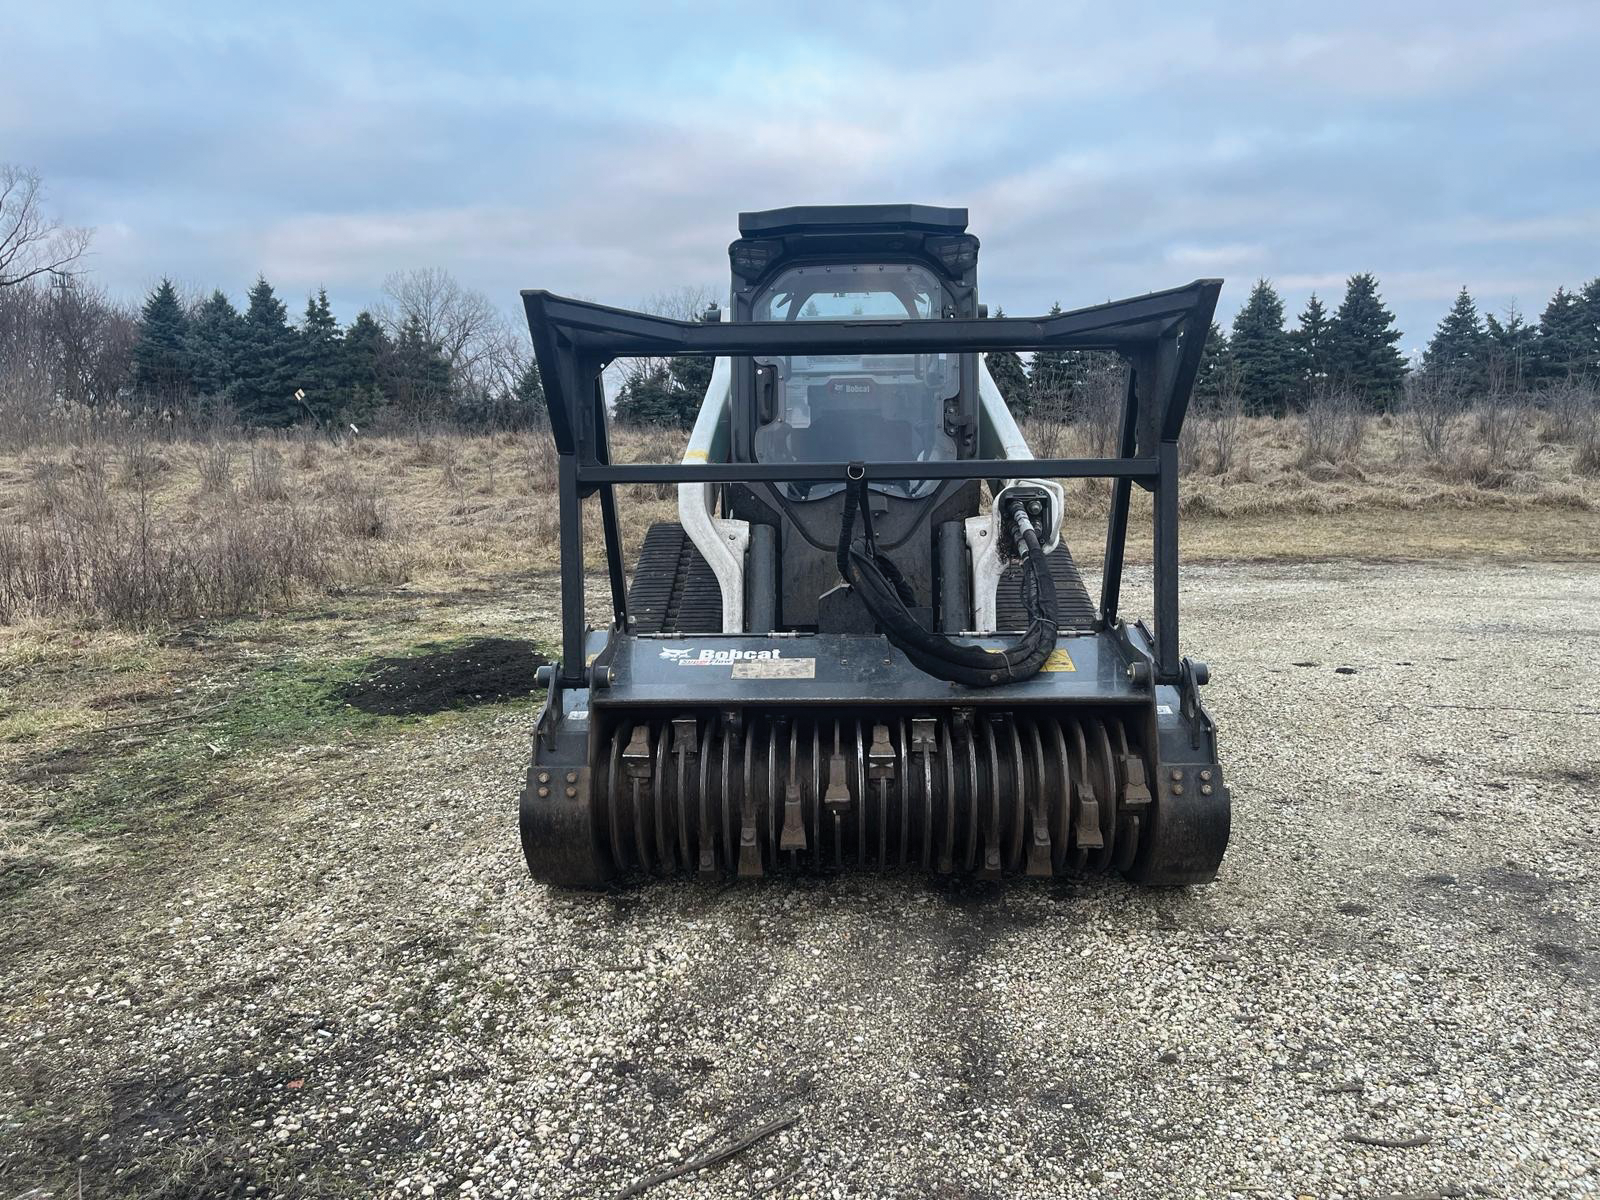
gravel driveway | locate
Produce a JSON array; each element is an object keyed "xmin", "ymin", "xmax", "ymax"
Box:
[{"xmin": 4, "ymin": 561, "xmax": 1598, "ymax": 1199}]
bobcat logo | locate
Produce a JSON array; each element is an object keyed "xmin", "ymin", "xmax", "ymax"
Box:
[{"xmin": 658, "ymin": 648, "xmax": 694, "ymax": 661}]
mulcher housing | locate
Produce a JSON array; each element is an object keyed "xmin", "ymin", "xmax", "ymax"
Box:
[{"xmin": 520, "ymin": 205, "xmax": 1230, "ymax": 887}]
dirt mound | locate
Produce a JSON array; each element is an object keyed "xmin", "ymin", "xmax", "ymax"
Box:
[{"xmin": 336, "ymin": 637, "xmax": 546, "ymax": 716}]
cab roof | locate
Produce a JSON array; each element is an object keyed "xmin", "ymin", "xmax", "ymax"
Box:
[{"xmin": 738, "ymin": 204, "xmax": 969, "ymax": 238}]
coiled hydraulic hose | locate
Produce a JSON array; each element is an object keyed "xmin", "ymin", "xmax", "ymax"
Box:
[{"xmin": 836, "ymin": 480, "xmax": 1059, "ymax": 687}]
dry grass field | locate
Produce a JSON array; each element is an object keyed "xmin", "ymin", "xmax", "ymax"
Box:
[{"xmin": 1, "ymin": 397, "xmax": 1596, "ymax": 632}]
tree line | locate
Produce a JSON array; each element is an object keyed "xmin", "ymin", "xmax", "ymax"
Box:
[
  {"xmin": 1, "ymin": 269, "xmax": 544, "ymax": 430},
  {"xmin": 6, "ymin": 165, "xmax": 1597, "ymax": 431},
  {"xmin": 986, "ymin": 272, "xmax": 1600, "ymax": 419},
  {"xmin": 10, "ymin": 266, "xmax": 1597, "ymax": 435},
  {"xmin": 130, "ymin": 269, "xmax": 543, "ymax": 427}
]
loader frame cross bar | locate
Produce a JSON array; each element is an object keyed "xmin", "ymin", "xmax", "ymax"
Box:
[{"xmin": 522, "ymin": 278, "xmax": 1222, "ymax": 689}]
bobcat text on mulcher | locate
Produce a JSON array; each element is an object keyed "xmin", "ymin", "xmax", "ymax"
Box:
[{"xmin": 520, "ymin": 204, "xmax": 1230, "ymax": 886}]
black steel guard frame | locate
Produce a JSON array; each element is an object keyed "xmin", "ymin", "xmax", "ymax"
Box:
[{"xmin": 522, "ymin": 278, "xmax": 1222, "ymax": 689}]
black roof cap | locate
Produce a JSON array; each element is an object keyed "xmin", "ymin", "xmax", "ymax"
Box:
[{"xmin": 737, "ymin": 204, "xmax": 969, "ymax": 237}]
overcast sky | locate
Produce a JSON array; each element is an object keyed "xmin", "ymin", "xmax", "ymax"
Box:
[{"xmin": 5, "ymin": 1, "xmax": 1598, "ymax": 353}]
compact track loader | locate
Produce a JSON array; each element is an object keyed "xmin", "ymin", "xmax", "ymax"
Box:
[{"xmin": 520, "ymin": 204, "xmax": 1229, "ymax": 886}]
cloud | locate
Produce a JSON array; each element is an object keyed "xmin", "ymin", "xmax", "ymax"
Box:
[
  {"xmin": 1166, "ymin": 244, "xmax": 1268, "ymax": 270},
  {"xmin": 3, "ymin": 0, "xmax": 1597, "ymax": 346},
  {"xmin": 1444, "ymin": 212, "xmax": 1600, "ymax": 244}
]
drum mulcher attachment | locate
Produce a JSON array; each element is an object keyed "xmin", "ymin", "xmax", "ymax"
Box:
[{"xmin": 520, "ymin": 204, "xmax": 1229, "ymax": 886}]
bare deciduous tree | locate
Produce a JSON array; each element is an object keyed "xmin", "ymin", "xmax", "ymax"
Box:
[
  {"xmin": 0, "ymin": 275, "xmax": 136, "ymax": 416},
  {"xmin": 48, "ymin": 278, "xmax": 138, "ymax": 407},
  {"xmin": 0, "ymin": 165, "xmax": 92, "ymax": 288},
  {"xmin": 641, "ymin": 284, "xmax": 718, "ymax": 323},
  {"xmin": 460, "ymin": 322, "xmax": 535, "ymax": 409},
  {"xmin": 1070, "ymin": 357, "xmax": 1129, "ymax": 458},
  {"xmin": 380, "ymin": 267, "xmax": 505, "ymax": 379}
]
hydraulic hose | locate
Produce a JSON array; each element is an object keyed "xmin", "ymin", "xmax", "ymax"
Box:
[{"xmin": 837, "ymin": 483, "xmax": 1059, "ymax": 687}]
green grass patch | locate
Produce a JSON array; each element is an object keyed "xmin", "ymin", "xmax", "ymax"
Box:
[{"xmin": 39, "ymin": 635, "xmax": 552, "ymax": 841}]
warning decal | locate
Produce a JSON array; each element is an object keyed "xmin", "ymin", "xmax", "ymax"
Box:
[
  {"xmin": 1041, "ymin": 648, "xmax": 1076, "ymax": 673},
  {"xmin": 733, "ymin": 657, "xmax": 816, "ymax": 679}
]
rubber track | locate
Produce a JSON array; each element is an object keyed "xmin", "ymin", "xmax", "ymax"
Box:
[
  {"xmin": 995, "ymin": 544, "xmax": 1097, "ymax": 631},
  {"xmin": 631, "ymin": 520, "xmax": 1094, "ymax": 634},
  {"xmin": 628, "ymin": 522, "xmax": 724, "ymax": 634}
]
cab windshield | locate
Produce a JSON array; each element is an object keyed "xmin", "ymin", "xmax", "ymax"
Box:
[{"xmin": 752, "ymin": 263, "xmax": 957, "ymax": 499}]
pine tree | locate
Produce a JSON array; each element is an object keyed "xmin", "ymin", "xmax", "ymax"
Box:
[
  {"xmin": 1574, "ymin": 278, "xmax": 1600, "ymax": 380},
  {"xmin": 984, "ymin": 308, "xmax": 1030, "ymax": 415},
  {"xmin": 1484, "ymin": 305, "xmax": 1535, "ymax": 394},
  {"xmin": 233, "ymin": 276, "xmax": 301, "ymax": 425},
  {"xmin": 1192, "ymin": 322, "xmax": 1233, "ymax": 403},
  {"xmin": 986, "ymin": 350, "xmax": 1030, "ymax": 414},
  {"xmin": 1290, "ymin": 294, "xmax": 1332, "ymax": 401},
  {"xmin": 1533, "ymin": 287, "xmax": 1588, "ymax": 382},
  {"xmin": 132, "ymin": 278, "xmax": 192, "ymax": 401},
  {"xmin": 1023, "ymin": 303, "xmax": 1122, "ymax": 420},
  {"xmin": 1027, "ymin": 302, "xmax": 1071, "ymax": 418},
  {"xmin": 1421, "ymin": 288, "xmax": 1489, "ymax": 397},
  {"xmin": 386, "ymin": 314, "xmax": 452, "ymax": 420},
  {"xmin": 613, "ymin": 362, "xmax": 687, "ymax": 427},
  {"xmin": 609, "ymin": 355, "xmax": 710, "ymax": 429},
  {"xmin": 667, "ymin": 353, "xmax": 713, "ymax": 416},
  {"xmin": 1228, "ymin": 280, "xmax": 1297, "ymax": 414},
  {"xmin": 297, "ymin": 288, "xmax": 342, "ymax": 420},
  {"xmin": 972, "ymin": 305, "xmax": 1024, "ymax": 419},
  {"xmin": 185, "ymin": 290, "xmax": 241, "ymax": 402},
  {"xmin": 342, "ymin": 310, "xmax": 391, "ymax": 417},
  {"xmin": 1325, "ymin": 273, "xmax": 1406, "ymax": 408},
  {"xmin": 512, "ymin": 358, "xmax": 546, "ymax": 423}
]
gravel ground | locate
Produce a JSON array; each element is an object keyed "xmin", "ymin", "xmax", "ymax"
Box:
[{"xmin": 4, "ymin": 560, "xmax": 1599, "ymax": 1199}]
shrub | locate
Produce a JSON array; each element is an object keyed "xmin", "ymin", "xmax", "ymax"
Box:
[
  {"xmin": 244, "ymin": 446, "xmax": 289, "ymax": 501},
  {"xmin": 1298, "ymin": 389, "xmax": 1366, "ymax": 467},
  {"xmin": 195, "ymin": 441, "xmax": 234, "ymax": 495},
  {"xmin": 1402, "ymin": 373, "xmax": 1461, "ymax": 462},
  {"xmin": 332, "ymin": 489, "xmax": 387, "ymax": 539},
  {"xmin": 0, "ymin": 436, "xmax": 403, "ymax": 626},
  {"xmin": 1538, "ymin": 383, "xmax": 1598, "ymax": 444},
  {"xmin": 1575, "ymin": 420, "xmax": 1600, "ymax": 477},
  {"xmin": 1472, "ymin": 399, "xmax": 1526, "ymax": 471}
]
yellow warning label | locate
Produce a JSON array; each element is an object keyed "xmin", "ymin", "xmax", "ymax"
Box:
[
  {"xmin": 1041, "ymin": 648, "xmax": 1076, "ymax": 673},
  {"xmin": 683, "ymin": 449, "xmax": 709, "ymax": 462}
]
